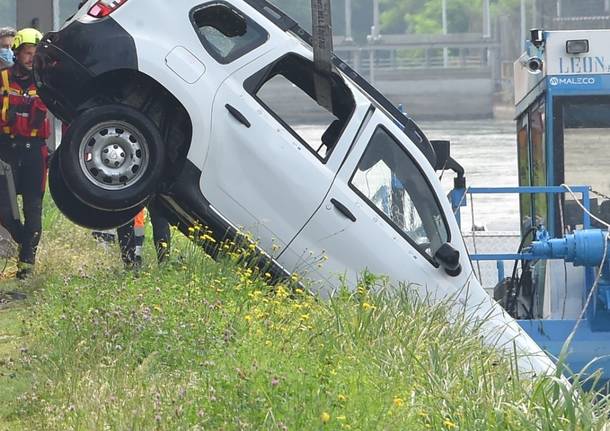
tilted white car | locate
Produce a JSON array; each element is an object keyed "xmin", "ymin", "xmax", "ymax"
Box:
[{"xmin": 35, "ymin": 0, "xmax": 555, "ymax": 375}]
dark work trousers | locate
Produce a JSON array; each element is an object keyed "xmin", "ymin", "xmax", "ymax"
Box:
[
  {"xmin": 117, "ymin": 197, "xmax": 171, "ymax": 266},
  {"xmin": 0, "ymin": 140, "xmax": 48, "ymax": 264}
]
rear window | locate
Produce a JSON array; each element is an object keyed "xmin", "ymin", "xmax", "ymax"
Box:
[{"xmin": 191, "ymin": 2, "xmax": 268, "ymax": 64}]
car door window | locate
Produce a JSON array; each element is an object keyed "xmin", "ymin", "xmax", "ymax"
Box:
[
  {"xmin": 191, "ymin": 2, "xmax": 268, "ymax": 64},
  {"xmin": 350, "ymin": 126, "xmax": 450, "ymax": 260},
  {"xmin": 246, "ymin": 54, "xmax": 356, "ymax": 162}
]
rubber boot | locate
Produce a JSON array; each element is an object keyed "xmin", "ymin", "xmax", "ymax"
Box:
[{"xmin": 16, "ymin": 261, "xmax": 34, "ymax": 280}]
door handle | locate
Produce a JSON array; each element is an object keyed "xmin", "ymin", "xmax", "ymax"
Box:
[
  {"xmin": 225, "ymin": 104, "xmax": 251, "ymax": 128},
  {"xmin": 331, "ymin": 198, "xmax": 356, "ymax": 222}
]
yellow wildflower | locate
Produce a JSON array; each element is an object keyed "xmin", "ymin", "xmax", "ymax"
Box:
[
  {"xmin": 244, "ymin": 315, "xmax": 252, "ymax": 322},
  {"xmin": 393, "ymin": 397, "xmax": 404, "ymax": 407},
  {"xmin": 443, "ymin": 419, "xmax": 456, "ymax": 429},
  {"xmin": 362, "ymin": 302, "xmax": 376, "ymax": 311},
  {"xmin": 338, "ymin": 394, "xmax": 347, "ymax": 402},
  {"xmin": 320, "ymin": 412, "xmax": 331, "ymax": 424}
]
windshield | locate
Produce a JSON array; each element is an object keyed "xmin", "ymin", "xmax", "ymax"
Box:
[{"xmin": 559, "ymin": 96, "xmax": 610, "ymax": 227}]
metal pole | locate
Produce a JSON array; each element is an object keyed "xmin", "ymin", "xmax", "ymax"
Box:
[
  {"xmin": 532, "ymin": 0, "xmax": 538, "ymax": 28},
  {"xmin": 442, "ymin": 0, "xmax": 448, "ymax": 67},
  {"xmin": 369, "ymin": 0, "xmax": 379, "ymax": 83},
  {"xmin": 345, "ymin": 0, "xmax": 352, "ymax": 41},
  {"xmin": 52, "ymin": 0, "xmax": 60, "ymax": 30},
  {"xmin": 373, "ymin": 0, "xmax": 379, "ymax": 37},
  {"xmin": 482, "ymin": 0, "xmax": 491, "ymax": 38},
  {"xmin": 557, "ymin": 0, "xmax": 562, "ymax": 18},
  {"xmin": 482, "ymin": 0, "xmax": 490, "ymax": 66},
  {"xmin": 52, "ymin": 0, "xmax": 62, "ymax": 150},
  {"xmin": 521, "ymin": 0, "xmax": 527, "ymax": 50},
  {"xmin": 606, "ymin": 0, "xmax": 610, "ymax": 14}
]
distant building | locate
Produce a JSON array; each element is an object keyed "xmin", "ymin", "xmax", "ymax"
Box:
[{"xmin": 17, "ymin": 0, "xmax": 82, "ymax": 32}]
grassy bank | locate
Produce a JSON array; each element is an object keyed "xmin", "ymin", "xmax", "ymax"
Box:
[{"xmin": 0, "ymin": 203, "xmax": 609, "ymax": 430}]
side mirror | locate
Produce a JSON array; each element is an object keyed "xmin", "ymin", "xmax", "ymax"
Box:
[
  {"xmin": 431, "ymin": 140, "xmax": 450, "ymax": 171},
  {"xmin": 435, "ymin": 243, "xmax": 462, "ymax": 277}
]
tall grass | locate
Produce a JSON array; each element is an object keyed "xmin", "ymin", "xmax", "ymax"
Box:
[{"xmin": 1, "ymin": 203, "xmax": 609, "ymax": 430}]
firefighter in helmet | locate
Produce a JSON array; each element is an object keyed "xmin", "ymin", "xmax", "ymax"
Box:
[{"xmin": 0, "ymin": 28, "xmax": 50, "ymax": 279}]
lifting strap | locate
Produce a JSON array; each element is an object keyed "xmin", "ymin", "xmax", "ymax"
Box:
[{"xmin": 310, "ymin": 0, "xmax": 334, "ymax": 112}]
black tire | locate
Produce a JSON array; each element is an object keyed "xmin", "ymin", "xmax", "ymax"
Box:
[
  {"xmin": 60, "ymin": 104, "xmax": 165, "ymax": 211},
  {"xmin": 49, "ymin": 151, "xmax": 144, "ymax": 230}
]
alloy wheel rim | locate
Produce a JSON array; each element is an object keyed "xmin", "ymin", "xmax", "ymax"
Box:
[{"xmin": 78, "ymin": 121, "xmax": 149, "ymax": 191}]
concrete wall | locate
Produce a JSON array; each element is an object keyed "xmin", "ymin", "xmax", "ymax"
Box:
[
  {"xmin": 377, "ymin": 77, "xmax": 494, "ymax": 120},
  {"xmin": 260, "ymin": 72, "xmax": 494, "ymax": 123}
]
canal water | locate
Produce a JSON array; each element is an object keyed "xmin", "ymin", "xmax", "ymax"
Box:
[
  {"xmin": 423, "ymin": 119, "xmax": 522, "ymax": 288},
  {"xmin": 423, "ymin": 119, "xmax": 521, "ymax": 232}
]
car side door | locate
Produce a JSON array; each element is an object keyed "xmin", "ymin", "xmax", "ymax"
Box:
[
  {"xmin": 202, "ymin": 49, "xmax": 367, "ymax": 257},
  {"xmin": 278, "ymin": 109, "xmax": 474, "ymax": 297}
]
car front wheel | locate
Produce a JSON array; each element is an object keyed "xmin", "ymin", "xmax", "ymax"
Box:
[{"xmin": 60, "ymin": 104, "xmax": 165, "ymax": 211}]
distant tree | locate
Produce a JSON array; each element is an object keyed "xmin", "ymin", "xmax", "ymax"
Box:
[{"xmin": 378, "ymin": 0, "xmax": 524, "ymax": 35}]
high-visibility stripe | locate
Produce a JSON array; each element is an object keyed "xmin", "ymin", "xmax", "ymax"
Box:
[
  {"xmin": 1, "ymin": 70, "xmax": 9, "ymax": 90},
  {"xmin": 1, "ymin": 96, "xmax": 8, "ymax": 124},
  {"xmin": 134, "ymin": 210, "xmax": 146, "ymax": 228},
  {"xmin": 1, "ymin": 70, "xmax": 9, "ymax": 124},
  {"xmin": 30, "ymin": 129, "xmax": 38, "ymax": 137}
]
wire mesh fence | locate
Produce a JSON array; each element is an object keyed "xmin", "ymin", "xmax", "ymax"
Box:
[{"xmin": 536, "ymin": 0, "xmax": 610, "ymax": 29}]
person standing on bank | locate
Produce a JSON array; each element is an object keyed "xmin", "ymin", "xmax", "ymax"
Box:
[
  {"xmin": 0, "ymin": 28, "xmax": 49, "ymax": 279},
  {"xmin": 0, "ymin": 27, "xmax": 16, "ymax": 70}
]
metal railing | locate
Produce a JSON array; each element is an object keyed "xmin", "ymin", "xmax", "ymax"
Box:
[{"xmin": 451, "ymin": 185, "xmax": 594, "ymax": 289}]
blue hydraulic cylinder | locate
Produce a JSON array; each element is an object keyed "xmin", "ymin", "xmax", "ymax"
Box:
[
  {"xmin": 530, "ymin": 229, "xmax": 608, "ymax": 267},
  {"xmin": 530, "ymin": 229, "xmax": 610, "ymax": 329}
]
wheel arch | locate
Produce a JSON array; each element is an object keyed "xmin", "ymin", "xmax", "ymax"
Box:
[{"xmin": 74, "ymin": 69, "xmax": 194, "ymax": 181}]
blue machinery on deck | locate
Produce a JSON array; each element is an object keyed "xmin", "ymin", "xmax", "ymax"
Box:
[{"xmin": 451, "ymin": 185, "xmax": 610, "ymax": 382}]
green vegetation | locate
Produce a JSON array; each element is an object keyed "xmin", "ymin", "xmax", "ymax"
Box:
[
  {"xmin": 0, "ymin": 202, "xmax": 610, "ymax": 430},
  {"xmin": 271, "ymin": 0, "xmax": 525, "ymax": 40}
]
